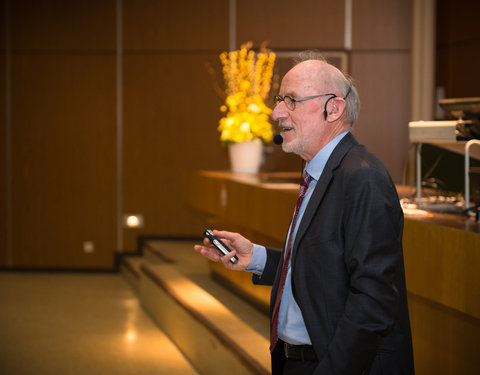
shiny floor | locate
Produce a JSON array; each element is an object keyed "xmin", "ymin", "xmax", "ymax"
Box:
[{"xmin": 0, "ymin": 271, "xmax": 198, "ymax": 375}]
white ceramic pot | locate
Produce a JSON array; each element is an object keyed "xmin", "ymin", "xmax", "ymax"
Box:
[{"xmin": 228, "ymin": 139, "xmax": 263, "ymax": 174}]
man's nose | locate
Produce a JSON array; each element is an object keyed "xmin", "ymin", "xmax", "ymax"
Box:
[{"xmin": 272, "ymin": 101, "xmax": 288, "ymax": 121}]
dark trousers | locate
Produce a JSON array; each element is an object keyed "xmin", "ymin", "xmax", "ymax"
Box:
[
  {"xmin": 271, "ymin": 340, "xmax": 319, "ymax": 375},
  {"xmin": 282, "ymin": 358, "xmax": 319, "ymax": 375}
]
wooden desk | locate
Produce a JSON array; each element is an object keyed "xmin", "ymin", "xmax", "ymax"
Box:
[{"xmin": 185, "ymin": 170, "xmax": 480, "ymax": 374}]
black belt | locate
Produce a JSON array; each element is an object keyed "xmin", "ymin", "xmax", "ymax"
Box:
[{"xmin": 283, "ymin": 342, "xmax": 317, "ymax": 361}]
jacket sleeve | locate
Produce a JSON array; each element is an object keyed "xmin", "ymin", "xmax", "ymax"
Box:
[
  {"xmin": 252, "ymin": 247, "xmax": 282, "ymax": 286},
  {"xmin": 315, "ymin": 168, "xmax": 404, "ymax": 374}
]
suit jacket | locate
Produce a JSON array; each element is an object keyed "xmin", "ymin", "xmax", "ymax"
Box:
[{"xmin": 253, "ymin": 133, "xmax": 414, "ymax": 375}]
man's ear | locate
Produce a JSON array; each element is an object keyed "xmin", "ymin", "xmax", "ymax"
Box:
[{"xmin": 325, "ymin": 97, "xmax": 346, "ymax": 122}]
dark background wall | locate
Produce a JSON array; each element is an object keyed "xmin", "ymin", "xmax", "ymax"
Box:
[
  {"xmin": 0, "ymin": 0, "xmax": 477, "ymax": 270},
  {"xmin": 424, "ymin": 0, "xmax": 480, "ymax": 194},
  {"xmin": 436, "ymin": 0, "xmax": 480, "ymax": 99},
  {"xmin": 411, "ymin": 0, "xmax": 480, "ymax": 197}
]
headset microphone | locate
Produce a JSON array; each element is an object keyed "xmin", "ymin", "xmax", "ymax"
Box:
[{"xmin": 273, "ymin": 134, "xmax": 284, "ymax": 145}]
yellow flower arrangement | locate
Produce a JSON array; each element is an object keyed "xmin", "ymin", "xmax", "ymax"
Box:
[{"xmin": 218, "ymin": 43, "xmax": 276, "ymax": 144}]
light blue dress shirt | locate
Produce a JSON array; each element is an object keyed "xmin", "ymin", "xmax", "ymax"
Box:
[{"xmin": 247, "ymin": 131, "xmax": 349, "ymax": 345}]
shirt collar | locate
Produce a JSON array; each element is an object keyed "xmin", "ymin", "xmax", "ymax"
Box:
[{"xmin": 305, "ymin": 131, "xmax": 349, "ymax": 181}]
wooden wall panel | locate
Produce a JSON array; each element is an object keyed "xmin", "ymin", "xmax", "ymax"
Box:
[
  {"xmin": 350, "ymin": 53, "xmax": 411, "ymax": 183},
  {"xmin": 120, "ymin": 0, "xmax": 231, "ymax": 251},
  {"xmin": 123, "ymin": 0, "xmax": 229, "ymax": 51},
  {"xmin": 349, "ymin": 0, "xmax": 411, "ymax": 184},
  {"xmin": 352, "ymin": 0, "xmax": 411, "ymax": 50},
  {"xmin": 121, "ymin": 53, "xmax": 228, "ymax": 250},
  {"xmin": 236, "ymin": 0, "xmax": 345, "ymax": 50},
  {"xmin": 11, "ymin": 54, "xmax": 117, "ymax": 268},
  {"xmin": 11, "ymin": 0, "xmax": 116, "ymax": 51},
  {"xmin": 3, "ymin": 0, "xmax": 415, "ymax": 267}
]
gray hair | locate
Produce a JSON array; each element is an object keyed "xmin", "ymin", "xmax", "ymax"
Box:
[{"xmin": 293, "ymin": 51, "xmax": 360, "ymax": 126}]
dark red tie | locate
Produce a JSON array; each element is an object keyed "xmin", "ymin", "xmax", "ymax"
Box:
[{"xmin": 270, "ymin": 171, "xmax": 312, "ymax": 351}]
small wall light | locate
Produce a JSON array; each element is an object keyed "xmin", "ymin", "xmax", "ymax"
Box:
[{"xmin": 123, "ymin": 214, "xmax": 144, "ymax": 228}]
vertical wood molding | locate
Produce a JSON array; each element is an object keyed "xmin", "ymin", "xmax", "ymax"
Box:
[
  {"xmin": 116, "ymin": 0, "xmax": 123, "ymax": 252},
  {"xmin": 411, "ymin": 0, "xmax": 436, "ymax": 121},
  {"xmin": 344, "ymin": 0, "xmax": 352, "ymax": 50},
  {"xmin": 229, "ymin": 0, "xmax": 236, "ymax": 51},
  {"xmin": 5, "ymin": 0, "xmax": 12, "ymax": 266}
]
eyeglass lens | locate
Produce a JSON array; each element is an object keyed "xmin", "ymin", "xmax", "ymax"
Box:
[{"xmin": 274, "ymin": 95, "xmax": 295, "ymax": 110}]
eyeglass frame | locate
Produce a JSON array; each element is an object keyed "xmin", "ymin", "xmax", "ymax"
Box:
[{"xmin": 273, "ymin": 85, "xmax": 352, "ymax": 112}]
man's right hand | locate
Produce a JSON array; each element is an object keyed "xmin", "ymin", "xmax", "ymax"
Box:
[{"xmin": 194, "ymin": 230, "xmax": 253, "ymax": 271}]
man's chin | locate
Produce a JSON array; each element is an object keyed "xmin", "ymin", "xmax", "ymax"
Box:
[
  {"xmin": 281, "ymin": 143, "xmax": 293, "ymax": 153},
  {"xmin": 281, "ymin": 140, "xmax": 296, "ymax": 154},
  {"xmin": 281, "ymin": 137, "xmax": 305, "ymax": 157}
]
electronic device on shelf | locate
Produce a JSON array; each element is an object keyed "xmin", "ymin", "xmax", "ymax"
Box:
[
  {"xmin": 409, "ymin": 97, "xmax": 480, "ymax": 143},
  {"xmin": 409, "ymin": 97, "xmax": 480, "ymax": 211}
]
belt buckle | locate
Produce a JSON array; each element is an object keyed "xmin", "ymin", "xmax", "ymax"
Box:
[{"xmin": 283, "ymin": 342, "xmax": 292, "ymax": 359}]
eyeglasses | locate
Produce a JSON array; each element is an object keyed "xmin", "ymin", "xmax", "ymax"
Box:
[
  {"xmin": 273, "ymin": 93, "xmax": 335, "ymax": 111},
  {"xmin": 274, "ymin": 85, "xmax": 352, "ymax": 111}
]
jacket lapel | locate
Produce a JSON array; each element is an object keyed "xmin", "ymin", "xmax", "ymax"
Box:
[{"xmin": 292, "ymin": 133, "xmax": 358, "ymax": 255}]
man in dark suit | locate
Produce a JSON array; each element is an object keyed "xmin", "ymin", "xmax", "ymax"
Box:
[{"xmin": 194, "ymin": 53, "xmax": 414, "ymax": 375}]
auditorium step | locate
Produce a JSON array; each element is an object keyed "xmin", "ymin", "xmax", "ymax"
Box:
[{"xmin": 119, "ymin": 239, "xmax": 270, "ymax": 375}]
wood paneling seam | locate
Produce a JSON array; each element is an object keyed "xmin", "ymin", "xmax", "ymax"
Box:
[
  {"xmin": 229, "ymin": 0, "xmax": 236, "ymax": 51},
  {"xmin": 116, "ymin": 0, "xmax": 124, "ymax": 252},
  {"xmin": 344, "ymin": 0, "xmax": 352, "ymax": 50},
  {"xmin": 5, "ymin": 0, "xmax": 12, "ymax": 266}
]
